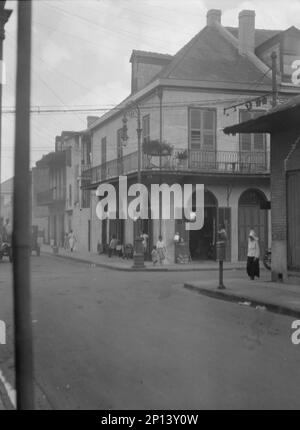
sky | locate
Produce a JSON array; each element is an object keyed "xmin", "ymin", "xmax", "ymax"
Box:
[{"xmin": 1, "ymin": 0, "xmax": 300, "ymax": 182}]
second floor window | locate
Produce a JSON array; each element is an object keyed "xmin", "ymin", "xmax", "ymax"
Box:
[
  {"xmin": 142, "ymin": 114, "xmax": 150, "ymax": 143},
  {"xmin": 239, "ymin": 110, "xmax": 266, "ymax": 152},
  {"xmin": 189, "ymin": 108, "xmax": 216, "ymax": 150},
  {"xmin": 117, "ymin": 129, "xmax": 123, "ymax": 159},
  {"xmin": 101, "ymin": 137, "xmax": 107, "ymax": 164}
]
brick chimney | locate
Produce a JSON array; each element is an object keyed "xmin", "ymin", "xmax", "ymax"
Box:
[
  {"xmin": 206, "ymin": 9, "xmax": 221, "ymax": 27},
  {"xmin": 238, "ymin": 10, "xmax": 255, "ymax": 54}
]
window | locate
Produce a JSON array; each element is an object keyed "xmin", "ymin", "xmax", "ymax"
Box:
[
  {"xmin": 101, "ymin": 137, "xmax": 107, "ymax": 164},
  {"xmin": 117, "ymin": 129, "xmax": 123, "ymax": 159},
  {"xmin": 239, "ymin": 110, "xmax": 266, "ymax": 152},
  {"xmin": 81, "ymin": 135, "xmax": 91, "ymax": 165},
  {"xmin": 81, "ymin": 188, "xmax": 90, "ymax": 208},
  {"xmin": 142, "ymin": 114, "xmax": 150, "ymax": 143},
  {"xmin": 189, "ymin": 108, "xmax": 216, "ymax": 150}
]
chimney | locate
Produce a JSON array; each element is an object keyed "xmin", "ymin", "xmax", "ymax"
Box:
[
  {"xmin": 206, "ymin": 9, "xmax": 221, "ymax": 27},
  {"xmin": 238, "ymin": 10, "xmax": 255, "ymax": 54}
]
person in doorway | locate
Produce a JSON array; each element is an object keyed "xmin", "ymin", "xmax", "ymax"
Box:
[
  {"xmin": 68, "ymin": 230, "xmax": 77, "ymax": 252},
  {"xmin": 64, "ymin": 232, "xmax": 69, "ymax": 250},
  {"xmin": 156, "ymin": 235, "xmax": 166, "ymax": 265},
  {"xmin": 108, "ymin": 235, "xmax": 118, "ymax": 257},
  {"xmin": 246, "ymin": 229, "xmax": 260, "ymax": 280}
]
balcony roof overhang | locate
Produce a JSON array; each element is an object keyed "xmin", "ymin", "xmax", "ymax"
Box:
[
  {"xmin": 82, "ymin": 169, "xmax": 270, "ymax": 191},
  {"xmin": 224, "ymin": 94, "xmax": 300, "ymax": 135}
]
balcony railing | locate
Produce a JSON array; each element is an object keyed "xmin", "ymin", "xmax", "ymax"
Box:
[
  {"xmin": 36, "ymin": 188, "xmax": 66, "ymax": 206},
  {"xmin": 81, "ymin": 148, "xmax": 270, "ymax": 187}
]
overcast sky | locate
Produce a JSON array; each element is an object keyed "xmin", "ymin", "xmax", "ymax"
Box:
[{"xmin": 1, "ymin": 0, "xmax": 300, "ymax": 181}]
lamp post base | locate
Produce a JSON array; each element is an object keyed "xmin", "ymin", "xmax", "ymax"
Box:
[
  {"xmin": 217, "ymin": 260, "xmax": 226, "ymax": 289},
  {"xmin": 132, "ymin": 237, "xmax": 145, "ymax": 269}
]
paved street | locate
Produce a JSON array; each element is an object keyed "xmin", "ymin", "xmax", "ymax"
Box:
[{"xmin": 0, "ymin": 255, "xmax": 300, "ymax": 409}]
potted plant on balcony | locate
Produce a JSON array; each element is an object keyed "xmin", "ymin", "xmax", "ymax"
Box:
[
  {"xmin": 176, "ymin": 149, "xmax": 188, "ymax": 168},
  {"xmin": 143, "ymin": 139, "xmax": 173, "ymax": 156}
]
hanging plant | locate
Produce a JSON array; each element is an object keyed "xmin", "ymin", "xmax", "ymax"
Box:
[{"xmin": 143, "ymin": 139, "xmax": 173, "ymax": 156}]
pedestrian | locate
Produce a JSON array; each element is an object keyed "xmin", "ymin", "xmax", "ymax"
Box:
[
  {"xmin": 156, "ymin": 235, "xmax": 166, "ymax": 265},
  {"xmin": 246, "ymin": 229, "xmax": 260, "ymax": 280},
  {"xmin": 141, "ymin": 230, "xmax": 149, "ymax": 259},
  {"xmin": 151, "ymin": 245, "xmax": 159, "ymax": 265},
  {"xmin": 2, "ymin": 218, "xmax": 12, "ymax": 243},
  {"xmin": 64, "ymin": 232, "xmax": 69, "ymax": 250},
  {"xmin": 108, "ymin": 235, "xmax": 117, "ymax": 257},
  {"xmin": 68, "ymin": 230, "xmax": 77, "ymax": 252}
]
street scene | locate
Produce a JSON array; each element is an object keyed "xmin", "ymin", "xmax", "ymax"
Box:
[
  {"xmin": 1, "ymin": 255, "xmax": 300, "ymax": 410},
  {"xmin": 1, "ymin": 0, "xmax": 300, "ymax": 412}
]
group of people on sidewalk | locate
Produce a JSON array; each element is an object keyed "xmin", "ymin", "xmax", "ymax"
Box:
[
  {"xmin": 60, "ymin": 225, "xmax": 261, "ymax": 277},
  {"xmin": 107, "ymin": 231, "xmax": 167, "ymax": 265}
]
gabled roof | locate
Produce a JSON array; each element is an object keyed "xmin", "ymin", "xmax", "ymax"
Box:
[
  {"xmin": 130, "ymin": 50, "xmax": 173, "ymax": 63},
  {"xmin": 226, "ymin": 27, "xmax": 282, "ymax": 48},
  {"xmin": 155, "ymin": 25, "xmax": 272, "ymax": 85}
]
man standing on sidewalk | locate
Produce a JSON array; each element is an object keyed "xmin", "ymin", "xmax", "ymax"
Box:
[{"xmin": 247, "ymin": 230, "xmax": 260, "ymax": 280}]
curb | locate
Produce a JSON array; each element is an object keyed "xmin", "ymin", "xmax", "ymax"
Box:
[
  {"xmin": 184, "ymin": 282, "xmax": 300, "ymax": 318},
  {"xmin": 0, "ymin": 380, "xmax": 14, "ymax": 411},
  {"xmin": 41, "ymin": 251, "xmax": 246, "ymax": 273}
]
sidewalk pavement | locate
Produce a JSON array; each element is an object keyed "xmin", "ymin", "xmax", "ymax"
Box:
[
  {"xmin": 41, "ymin": 244, "xmax": 246, "ymax": 272},
  {"xmin": 184, "ymin": 277, "xmax": 300, "ymax": 318}
]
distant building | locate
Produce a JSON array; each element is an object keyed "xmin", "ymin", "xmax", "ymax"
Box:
[
  {"xmin": 34, "ymin": 126, "xmax": 93, "ymax": 250},
  {"xmin": 0, "ymin": 177, "xmax": 13, "ymax": 225},
  {"xmin": 80, "ymin": 9, "xmax": 300, "ymax": 263},
  {"xmin": 224, "ymin": 94, "xmax": 300, "ymax": 284}
]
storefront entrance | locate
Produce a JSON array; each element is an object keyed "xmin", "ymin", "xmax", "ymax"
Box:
[
  {"xmin": 189, "ymin": 190, "xmax": 217, "ymax": 261},
  {"xmin": 238, "ymin": 189, "xmax": 268, "ymax": 260}
]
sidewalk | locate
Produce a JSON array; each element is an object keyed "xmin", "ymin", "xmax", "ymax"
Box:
[
  {"xmin": 41, "ymin": 244, "xmax": 246, "ymax": 272},
  {"xmin": 184, "ymin": 277, "xmax": 300, "ymax": 318}
]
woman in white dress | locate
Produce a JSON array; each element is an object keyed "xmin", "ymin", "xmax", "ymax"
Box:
[{"xmin": 156, "ymin": 235, "xmax": 166, "ymax": 265}]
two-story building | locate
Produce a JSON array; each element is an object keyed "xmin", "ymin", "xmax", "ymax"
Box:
[
  {"xmin": 34, "ymin": 124, "xmax": 95, "ymax": 250},
  {"xmin": 224, "ymin": 94, "xmax": 300, "ymax": 284},
  {"xmin": 81, "ymin": 9, "xmax": 300, "ymax": 263}
]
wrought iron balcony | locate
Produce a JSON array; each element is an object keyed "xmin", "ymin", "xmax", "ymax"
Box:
[{"xmin": 81, "ymin": 148, "xmax": 270, "ymax": 188}]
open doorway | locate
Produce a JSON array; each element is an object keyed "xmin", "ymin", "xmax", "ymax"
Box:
[{"xmin": 189, "ymin": 190, "xmax": 217, "ymax": 260}]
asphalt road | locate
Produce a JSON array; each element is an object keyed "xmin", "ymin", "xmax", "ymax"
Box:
[{"xmin": 0, "ymin": 255, "xmax": 300, "ymax": 410}]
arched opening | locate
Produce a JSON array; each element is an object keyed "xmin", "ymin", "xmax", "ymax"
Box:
[
  {"xmin": 189, "ymin": 189, "xmax": 218, "ymax": 261},
  {"xmin": 238, "ymin": 188, "xmax": 268, "ymax": 260}
]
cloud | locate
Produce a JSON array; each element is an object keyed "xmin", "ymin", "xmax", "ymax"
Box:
[{"xmin": 41, "ymin": 40, "xmax": 71, "ymax": 68}]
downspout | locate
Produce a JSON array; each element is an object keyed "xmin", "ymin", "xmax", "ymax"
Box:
[{"xmin": 157, "ymin": 87, "xmax": 163, "ymax": 236}]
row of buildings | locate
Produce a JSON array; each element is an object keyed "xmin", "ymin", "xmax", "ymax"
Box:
[{"xmin": 28, "ymin": 9, "xmax": 300, "ymax": 275}]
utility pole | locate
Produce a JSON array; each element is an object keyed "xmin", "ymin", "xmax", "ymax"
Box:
[
  {"xmin": 157, "ymin": 87, "xmax": 163, "ymax": 236},
  {"xmin": 0, "ymin": 1, "xmax": 12, "ymax": 223},
  {"xmin": 13, "ymin": 0, "xmax": 34, "ymax": 410},
  {"xmin": 271, "ymin": 51, "xmax": 278, "ymax": 108}
]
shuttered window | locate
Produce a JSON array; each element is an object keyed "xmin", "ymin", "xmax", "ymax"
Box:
[
  {"xmin": 239, "ymin": 110, "xmax": 266, "ymax": 152},
  {"xmin": 189, "ymin": 108, "xmax": 216, "ymax": 150},
  {"xmin": 142, "ymin": 115, "xmax": 150, "ymax": 143}
]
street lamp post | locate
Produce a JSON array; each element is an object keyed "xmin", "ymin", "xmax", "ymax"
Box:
[{"xmin": 122, "ymin": 103, "xmax": 145, "ymax": 269}]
